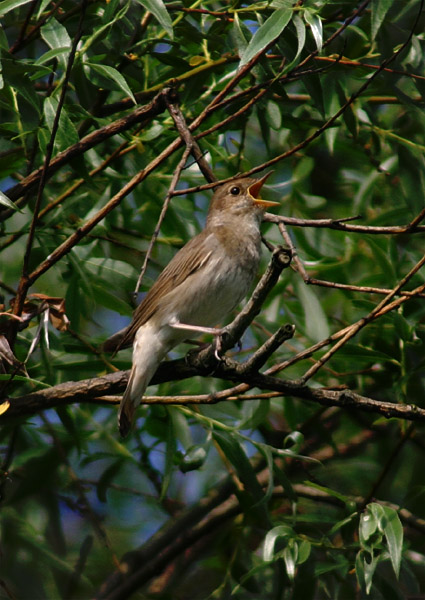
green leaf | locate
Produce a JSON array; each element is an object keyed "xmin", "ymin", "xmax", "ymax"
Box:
[
  {"xmin": 85, "ymin": 63, "xmax": 136, "ymax": 105},
  {"xmin": 266, "ymin": 100, "xmax": 282, "ymax": 130},
  {"xmin": 240, "ymin": 8, "xmax": 292, "ymax": 67},
  {"xmin": 179, "ymin": 445, "xmax": 207, "ymax": 473},
  {"xmin": 284, "ymin": 12, "xmax": 305, "ymax": 70},
  {"xmin": 297, "ymin": 540, "xmax": 311, "ymax": 565},
  {"xmin": 213, "ymin": 431, "xmax": 266, "ymax": 506},
  {"xmin": 43, "ymin": 95, "xmax": 79, "ymax": 152},
  {"xmin": 0, "ymin": 0, "xmax": 33, "ymax": 15},
  {"xmin": 356, "ymin": 549, "xmax": 380, "ymax": 595},
  {"xmin": 295, "ymin": 279, "xmax": 330, "ymax": 342},
  {"xmin": 304, "ymin": 10, "xmax": 322, "ymax": 52},
  {"xmin": 134, "ymin": 0, "xmax": 173, "ymax": 38},
  {"xmin": 78, "ymin": 1, "xmax": 131, "ymax": 55},
  {"xmin": 371, "ymin": 0, "xmax": 394, "ymax": 40},
  {"xmin": 238, "ymin": 399, "xmax": 270, "ymax": 430},
  {"xmin": 323, "ymin": 76, "xmax": 339, "ymax": 154},
  {"xmin": 0, "ymin": 373, "xmax": 51, "ymax": 387},
  {"xmin": 378, "ymin": 504, "xmax": 403, "ymax": 578},
  {"xmin": 303, "ymin": 481, "xmax": 351, "ymax": 504},
  {"xmin": 35, "ymin": 46, "xmax": 71, "ymax": 66},
  {"xmin": 232, "ymin": 13, "xmax": 249, "ymax": 55},
  {"xmin": 257, "ymin": 443, "xmax": 275, "ymax": 504},
  {"xmin": 359, "ymin": 508, "xmax": 380, "ymax": 549},
  {"xmin": 169, "ymin": 406, "xmax": 192, "ymax": 450},
  {"xmin": 40, "ymin": 18, "xmax": 71, "ymax": 70},
  {"xmin": 35, "ymin": 0, "xmax": 52, "ymax": 19},
  {"xmin": 274, "ymin": 464, "xmax": 298, "ymax": 503},
  {"xmin": 283, "ymin": 541, "xmax": 298, "ymax": 580},
  {"xmin": 263, "ymin": 525, "xmax": 293, "ymax": 561},
  {"xmin": 0, "ymin": 189, "xmax": 21, "ymax": 211}
]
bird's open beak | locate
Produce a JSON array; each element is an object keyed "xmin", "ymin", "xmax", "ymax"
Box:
[{"xmin": 248, "ymin": 172, "xmax": 279, "ymax": 208}]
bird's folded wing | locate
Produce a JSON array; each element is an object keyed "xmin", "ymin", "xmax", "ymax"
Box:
[{"xmin": 115, "ymin": 231, "xmax": 216, "ymax": 351}]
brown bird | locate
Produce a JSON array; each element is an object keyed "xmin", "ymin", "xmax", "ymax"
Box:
[{"xmin": 117, "ymin": 173, "xmax": 279, "ymax": 437}]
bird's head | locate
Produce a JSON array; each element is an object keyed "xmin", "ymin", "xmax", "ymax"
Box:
[{"xmin": 207, "ymin": 172, "xmax": 279, "ymax": 225}]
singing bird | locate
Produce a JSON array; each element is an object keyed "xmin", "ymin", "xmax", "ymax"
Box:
[{"xmin": 116, "ymin": 173, "xmax": 279, "ymax": 437}]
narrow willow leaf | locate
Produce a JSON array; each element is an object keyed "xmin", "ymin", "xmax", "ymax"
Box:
[
  {"xmin": 240, "ymin": 8, "xmax": 292, "ymax": 67},
  {"xmin": 379, "ymin": 504, "xmax": 403, "ymax": 578},
  {"xmin": 0, "ymin": 0, "xmax": 33, "ymax": 15},
  {"xmin": 371, "ymin": 0, "xmax": 394, "ymax": 41},
  {"xmin": 295, "ymin": 279, "xmax": 330, "ymax": 342},
  {"xmin": 359, "ymin": 510, "xmax": 379, "ymax": 549},
  {"xmin": 134, "ymin": 0, "xmax": 173, "ymax": 38},
  {"xmin": 232, "ymin": 13, "xmax": 248, "ymax": 55},
  {"xmin": 35, "ymin": 46, "xmax": 70, "ymax": 66},
  {"xmin": 263, "ymin": 525, "xmax": 293, "ymax": 561},
  {"xmin": 213, "ymin": 431, "xmax": 265, "ymax": 504},
  {"xmin": 282, "ymin": 11, "xmax": 305, "ymax": 71},
  {"xmin": 40, "ymin": 18, "xmax": 71, "ymax": 70},
  {"xmin": 36, "ymin": 0, "xmax": 52, "ymax": 19},
  {"xmin": 292, "ymin": 13, "xmax": 306, "ymax": 61},
  {"xmin": 169, "ymin": 406, "xmax": 192, "ymax": 450},
  {"xmin": 0, "ymin": 190, "xmax": 20, "ymax": 211},
  {"xmin": 304, "ymin": 10, "xmax": 322, "ymax": 51},
  {"xmin": 283, "ymin": 541, "xmax": 298, "ymax": 580},
  {"xmin": 86, "ymin": 63, "xmax": 136, "ymax": 105},
  {"xmin": 79, "ymin": 1, "xmax": 130, "ymax": 55},
  {"xmin": 43, "ymin": 95, "xmax": 79, "ymax": 151}
]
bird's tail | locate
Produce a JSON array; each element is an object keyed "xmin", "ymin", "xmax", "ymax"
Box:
[{"xmin": 118, "ymin": 324, "xmax": 167, "ymax": 437}]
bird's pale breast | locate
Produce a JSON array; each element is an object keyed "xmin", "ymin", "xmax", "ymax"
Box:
[{"xmin": 153, "ymin": 227, "xmax": 261, "ymax": 343}]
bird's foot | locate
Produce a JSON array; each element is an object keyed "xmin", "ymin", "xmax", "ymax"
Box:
[{"xmin": 214, "ymin": 326, "xmax": 232, "ymax": 361}]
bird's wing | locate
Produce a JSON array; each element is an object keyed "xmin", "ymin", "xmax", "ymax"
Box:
[{"xmin": 118, "ymin": 230, "xmax": 216, "ymax": 349}]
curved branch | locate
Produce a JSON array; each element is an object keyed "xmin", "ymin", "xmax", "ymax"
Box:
[
  {"xmin": 3, "ymin": 355, "xmax": 425, "ymax": 424},
  {"xmin": 1, "ymin": 89, "xmax": 170, "ymax": 209}
]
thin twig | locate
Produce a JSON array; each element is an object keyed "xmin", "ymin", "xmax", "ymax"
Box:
[
  {"xmin": 165, "ymin": 98, "xmax": 216, "ymax": 183},
  {"xmin": 300, "ymin": 254, "xmax": 425, "ymax": 383},
  {"xmin": 12, "ymin": 0, "xmax": 88, "ymax": 326},
  {"xmin": 133, "ymin": 144, "xmax": 193, "ymax": 297}
]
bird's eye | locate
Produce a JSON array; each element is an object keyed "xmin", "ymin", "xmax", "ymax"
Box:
[{"xmin": 230, "ymin": 186, "xmax": 240, "ymax": 196}]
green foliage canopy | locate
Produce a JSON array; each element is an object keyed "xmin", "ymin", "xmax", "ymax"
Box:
[{"xmin": 0, "ymin": 1, "xmax": 425, "ymax": 598}]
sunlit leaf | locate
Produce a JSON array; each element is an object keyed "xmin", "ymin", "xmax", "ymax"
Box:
[
  {"xmin": 0, "ymin": 0, "xmax": 33, "ymax": 15},
  {"xmin": 85, "ymin": 63, "xmax": 136, "ymax": 104},
  {"xmin": 240, "ymin": 8, "xmax": 292, "ymax": 67},
  {"xmin": 304, "ymin": 10, "xmax": 322, "ymax": 52},
  {"xmin": 0, "ymin": 190, "xmax": 20, "ymax": 211},
  {"xmin": 263, "ymin": 525, "xmax": 293, "ymax": 561},
  {"xmin": 134, "ymin": 0, "xmax": 173, "ymax": 38}
]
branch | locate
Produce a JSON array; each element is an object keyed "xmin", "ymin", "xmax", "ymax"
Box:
[
  {"xmin": 1, "ymin": 89, "xmax": 170, "ymax": 208},
  {"xmin": 263, "ymin": 213, "xmax": 425, "ymax": 234},
  {"xmin": 165, "ymin": 97, "xmax": 217, "ymax": 184},
  {"xmin": 11, "ymin": 0, "xmax": 88, "ymax": 328},
  {"xmin": 3, "ymin": 354, "xmax": 425, "ymax": 424}
]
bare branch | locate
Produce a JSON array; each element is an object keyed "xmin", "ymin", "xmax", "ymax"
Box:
[{"xmin": 1, "ymin": 89, "xmax": 170, "ymax": 208}]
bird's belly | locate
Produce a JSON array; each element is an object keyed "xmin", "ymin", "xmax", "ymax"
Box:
[{"xmin": 158, "ymin": 256, "xmax": 256, "ymax": 331}]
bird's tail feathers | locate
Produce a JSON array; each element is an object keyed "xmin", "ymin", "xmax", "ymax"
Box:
[{"xmin": 118, "ymin": 325, "xmax": 167, "ymax": 437}]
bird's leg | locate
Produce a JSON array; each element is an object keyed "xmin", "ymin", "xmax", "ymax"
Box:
[
  {"xmin": 170, "ymin": 322, "xmax": 222, "ymax": 336},
  {"xmin": 170, "ymin": 321, "xmax": 227, "ymax": 361}
]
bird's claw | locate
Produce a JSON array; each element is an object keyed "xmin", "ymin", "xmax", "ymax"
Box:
[{"xmin": 214, "ymin": 327, "xmax": 232, "ymax": 361}]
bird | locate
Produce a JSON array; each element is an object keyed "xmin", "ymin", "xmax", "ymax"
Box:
[{"xmin": 115, "ymin": 172, "xmax": 279, "ymax": 437}]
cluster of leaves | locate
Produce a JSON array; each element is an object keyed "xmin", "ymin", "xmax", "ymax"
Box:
[{"xmin": 1, "ymin": 0, "xmax": 425, "ymax": 599}]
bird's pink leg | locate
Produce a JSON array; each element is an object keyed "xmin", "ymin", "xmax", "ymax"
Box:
[{"xmin": 170, "ymin": 322, "xmax": 225, "ymax": 360}]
